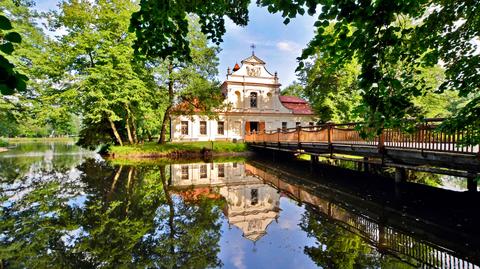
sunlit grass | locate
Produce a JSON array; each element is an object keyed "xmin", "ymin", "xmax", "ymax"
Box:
[{"xmin": 109, "ymin": 141, "xmax": 248, "ymax": 156}]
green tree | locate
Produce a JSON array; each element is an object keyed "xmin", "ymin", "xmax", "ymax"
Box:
[
  {"xmin": 298, "ymin": 54, "xmax": 362, "ymax": 123},
  {"xmin": 0, "ymin": 0, "xmax": 80, "ymax": 138},
  {"xmin": 51, "ymin": 0, "xmax": 157, "ymax": 147},
  {"xmin": 154, "ymin": 18, "xmax": 224, "ymax": 144},
  {"xmin": 281, "ymin": 81, "xmax": 303, "ymax": 98}
]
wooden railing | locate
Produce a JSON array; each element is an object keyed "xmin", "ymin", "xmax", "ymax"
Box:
[{"xmin": 245, "ymin": 119, "xmax": 479, "ymax": 155}]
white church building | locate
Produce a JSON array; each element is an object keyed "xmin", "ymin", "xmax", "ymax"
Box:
[{"xmin": 170, "ymin": 53, "xmax": 316, "ymax": 141}]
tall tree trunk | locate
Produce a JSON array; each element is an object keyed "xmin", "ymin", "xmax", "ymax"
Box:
[
  {"xmin": 130, "ymin": 112, "xmax": 138, "ymax": 144},
  {"xmin": 108, "ymin": 117, "xmax": 123, "ymax": 146},
  {"xmin": 158, "ymin": 63, "xmax": 174, "ymax": 144},
  {"xmin": 125, "ymin": 114, "xmax": 134, "ymax": 145},
  {"xmin": 158, "ymin": 108, "xmax": 171, "ymax": 144}
]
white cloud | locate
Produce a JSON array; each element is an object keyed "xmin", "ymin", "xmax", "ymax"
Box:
[
  {"xmin": 231, "ymin": 247, "xmax": 246, "ymax": 269},
  {"xmin": 276, "ymin": 41, "xmax": 301, "ymax": 53}
]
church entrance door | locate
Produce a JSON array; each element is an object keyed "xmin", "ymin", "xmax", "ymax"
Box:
[{"xmin": 246, "ymin": 121, "xmax": 265, "ymax": 134}]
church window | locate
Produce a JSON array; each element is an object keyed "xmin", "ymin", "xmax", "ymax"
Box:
[
  {"xmin": 251, "ymin": 189, "xmax": 258, "ymax": 205},
  {"xmin": 296, "ymin": 122, "xmax": 301, "ymax": 128},
  {"xmin": 309, "ymin": 122, "xmax": 314, "ymax": 126},
  {"xmin": 181, "ymin": 166, "xmax": 189, "ymax": 180},
  {"xmin": 218, "ymin": 164, "xmax": 225, "ymax": 177},
  {"xmin": 250, "ymin": 92, "xmax": 257, "ymax": 108},
  {"xmin": 235, "ymin": 91, "xmax": 241, "ymax": 108},
  {"xmin": 282, "ymin": 122, "xmax": 287, "ymax": 131},
  {"xmin": 181, "ymin": 121, "xmax": 189, "ymax": 135},
  {"xmin": 200, "ymin": 165, "xmax": 207, "ymax": 179},
  {"xmin": 217, "ymin": 121, "xmax": 224, "ymax": 135},
  {"xmin": 200, "ymin": 121, "xmax": 207, "ymax": 135}
]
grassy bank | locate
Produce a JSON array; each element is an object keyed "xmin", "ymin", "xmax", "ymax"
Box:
[
  {"xmin": 0, "ymin": 138, "xmax": 8, "ymax": 147},
  {"xmin": 6, "ymin": 137, "xmax": 76, "ymax": 143},
  {"xmin": 109, "ymin": 141, "xmax": 249, "ymax": 157}
]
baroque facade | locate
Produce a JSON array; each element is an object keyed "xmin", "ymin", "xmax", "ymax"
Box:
[{"xmin": 170, "ymin": 53, "xmax": 316, "ymax": 141}]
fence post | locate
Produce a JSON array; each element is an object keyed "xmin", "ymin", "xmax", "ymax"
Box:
[
  {"xmin": 277, "ymin": 128, "xmax": 281, "ymax": 147},
  {"xmin": 378, "ymin": 130, "xmax": 385, "ymax": 153},
  {"xmin": 327, "ymin": 124, "xmax": 333, "ymax": 157},
  {"xmin": 297, "ymin": 126, "xmax": 301, "ymax": 148}
]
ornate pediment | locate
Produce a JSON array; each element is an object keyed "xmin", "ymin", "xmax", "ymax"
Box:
[
  {"xmin": 246, "ymin": 66, "xmax": 261, "ymax": 77},
  {"xmin": 241, "ymin": 54, "xmax": 266, "ymax": 65}
]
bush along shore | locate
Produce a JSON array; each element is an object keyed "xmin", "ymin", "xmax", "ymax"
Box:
[
  {"xmin": 107, "ymin": 141, "xmax": 250, "ymax": 158},
  {"xmin": 0, "ymin": 139, "xmax": 9, "ymax": 152}
]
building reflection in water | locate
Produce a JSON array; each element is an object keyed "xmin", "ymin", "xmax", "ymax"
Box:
[
  {"xmin": 170, "ymin": 161, "xmax": 480, "ymax": 269},
  {"xmin": 170, "ymin": 162, "xmax": 280, "ymax": 242}
]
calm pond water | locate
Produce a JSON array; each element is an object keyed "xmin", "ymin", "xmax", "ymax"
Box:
[{"xmin": 1, "ymin": 142, "xmax": 479, "ymax": 268}]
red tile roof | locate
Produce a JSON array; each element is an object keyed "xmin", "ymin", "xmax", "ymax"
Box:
[
  {"xmin": 279, "ymin": 96, "xmax": 314, "ymax": 115},
  {"xmin": 233, "ymin": 63, "xmax": 240, "ymax": 71}
]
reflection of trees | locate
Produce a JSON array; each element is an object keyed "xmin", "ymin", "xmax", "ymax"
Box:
[
  {"xmin": 0, "ymin": 170, "xmax": 85, "ymax": 268},
  {"xmin": 135, "ymin": 165, "xmax": 224, "ymax": 268},
  {"xmin": 301, "ymin": 206, "xmax": 419, "ymax": 269},
  {"xmin": 0, "ymin": 142, "xmax": 86, "ymax": 182},
  {"xmin": 1, "ymin": 160, "xmax": 224, "ymax": 268},
  {"xmin": 300, "ymin": 208, "xmax": 377, "ymax": 269}
]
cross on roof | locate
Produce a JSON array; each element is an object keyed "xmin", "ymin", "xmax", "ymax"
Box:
[{"xmin": 250, "ymin": 43, "xmax": 256, "ymax": 55}]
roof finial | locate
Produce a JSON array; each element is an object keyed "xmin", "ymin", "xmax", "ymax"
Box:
[{"xmin": 250, "ymin": 43, "xmax": 256, "ymax": 56}]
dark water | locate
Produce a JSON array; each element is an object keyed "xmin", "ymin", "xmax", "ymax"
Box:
[{"xmin": 1, "ymin": 142, "xmax": 479, "ymax": 268}]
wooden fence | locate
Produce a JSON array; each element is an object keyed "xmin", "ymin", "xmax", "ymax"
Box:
[{"xmin": 245, "ymin": 119, "xmax": 479, "ymax": 154}]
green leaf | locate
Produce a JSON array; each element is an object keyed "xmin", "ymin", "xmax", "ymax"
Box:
[
  {"xmin": 4, "ymin": 32, "xmax": 22, "ymax": 43},
  {"xmin": 0, "ymin": 15, "xmax": 13, "ymax": 30},
  {"xmin": 0, "ymin": 83, "xmax": 14, "ymax": 95},
  {"xmin": 0, "ymin": 43, "xmax": 14, "ymax": 55},
  {"xmin": 283, "ymin": 18, "xmax": 290, "ymax": 25},
  {"xmin": 391, "ymin": 79, "xmax": 402, "ymax": 90},
  {"xmin": 15, "ymin": 75, "xmax": 27, "ymax": 91}
]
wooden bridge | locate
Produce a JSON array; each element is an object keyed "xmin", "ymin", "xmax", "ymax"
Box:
[{"xmin": 245, "ymin": 118, "xmax": 480, "ymax": 187}]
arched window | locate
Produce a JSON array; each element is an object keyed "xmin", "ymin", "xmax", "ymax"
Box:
[
  {"xmin": 250, "ymin": 92, "xmax": 257, "ymax": 108},
  {"xmin": 267, "ymin": 92, "xmax": 272, "ymax": 108},
  {"xmin": 235, "ymin": 91, "xmax": 241, "ymax": 108}
]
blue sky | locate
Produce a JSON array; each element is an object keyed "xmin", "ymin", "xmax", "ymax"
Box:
[{"xmin": 35, "ymin": 1, "xmax": 317, "ymax": 87}]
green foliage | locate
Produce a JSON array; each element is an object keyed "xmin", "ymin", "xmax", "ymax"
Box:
[
  {"xmin": 130, "ymin": 0, "xmax": 250, "ymax": 61},
  {"xmin": 0, "ymin": 138, "xmax": 8, "ymax": 147},
  {"xmin": 0, "ymin": 12, "xmax": 28, "ymax": 94},
  {"xmin": 0, "ymin": 1, "xmax": 79, "ymax": 137},
  {"xmin": 51, "ymin": 0, "xmax": 160, "ymax": 147},
  {"xmin": 281, "ymin": 82, "xmax": 303, "ymax": 98},
  {"xmin": 298, "ymin": 51, "xmax": 362, "ymax": 123}
]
